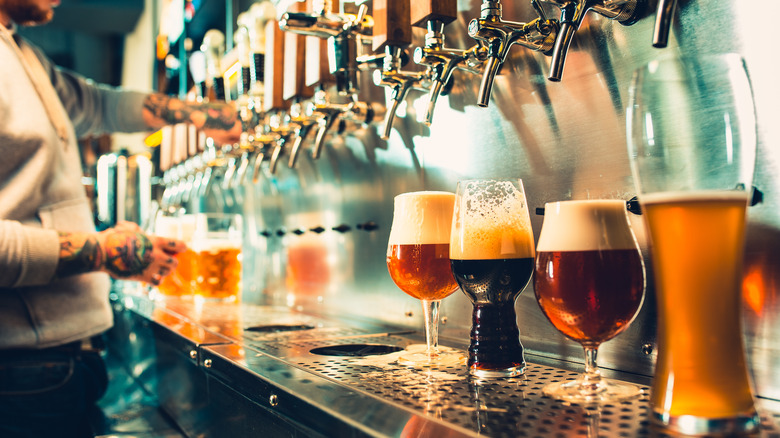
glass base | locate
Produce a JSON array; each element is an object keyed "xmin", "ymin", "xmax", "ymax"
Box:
[
  {"xmin": 543, "ymin": 377, "xmax": 643, "ymax": 404},
  {"xmin": 396, "ymin": 344, "xmax": 465, "ymax": 368},
  {"xmin": 469, "ymin": 363, "xmax": 525, "ymax": 378},
  {"xmin": 652, "ymin": 409, "xmax": 760, "ymax": 436}
]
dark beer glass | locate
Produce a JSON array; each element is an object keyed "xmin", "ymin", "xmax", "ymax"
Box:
[
  {"xmin": 449, "ymin": 179, "xmax": 535, "ymax": 377},
  {"xmin": 387, "ymin": 191, "xmax": 462, "ymax": 366},
  {"xmin": 534, "ymin": 200, "xmax": 645, "ymax": 403}
]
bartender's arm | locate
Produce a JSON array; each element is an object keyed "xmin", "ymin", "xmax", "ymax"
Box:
[
  {"xmin": 140, "ymin": 93, "xmax": 242, "ymax": 145},
  {"xmin": 56, "ymin": 221, "xmax": 187, "ymax": 286}
]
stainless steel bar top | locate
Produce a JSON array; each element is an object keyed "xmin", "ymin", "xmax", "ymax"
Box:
[{"xmin": 115, "ymin": 290, "xmax": 780, "ymax": 438}]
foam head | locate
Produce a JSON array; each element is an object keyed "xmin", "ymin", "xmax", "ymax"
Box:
[
  {"xmin": 536, "ymin": 200, "xmax": 638, "ymax": 252},
  {"xmin": 450, "ymin": 179, "xmax": 535, "ymax": 260},
  {"xmin": 388, "ymin": 191, "xmax": 455, "ymax": 245}
]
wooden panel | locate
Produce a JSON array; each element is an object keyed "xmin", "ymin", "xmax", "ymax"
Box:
[
  {"xmin": 371, "ymin": 0, "xmax": 411, "ymax": 52},
  {"xmin": 283, "ymin": 31, "xmax": 315, "ymax": 100},
  {"xmin": 263, "ymin": 19, "xmax": 288, "ymax": 111},
  {"xmin": 305, "ymin": 36, "xmax": 334, "ymax": 87},
  {"xmin": 410, "ymin": 0, "xmax": 457, "ymax": 27}
]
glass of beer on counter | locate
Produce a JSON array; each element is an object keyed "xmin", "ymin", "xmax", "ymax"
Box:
[
  {"xmin": 152, "ymin": 213, "xmax": 196, "ymax": 299},
  {"xmin": 192, "ymin": 213, "xmax": 243, "ymax": 302},
  {"xmin": 534, "ymin": 200, "xmax": 645, "ymax": 403},
  {"xmin": 449, "ymin": 179, "xmax": 535, "ymax": 377},
  {"xmin": 387, "ymin": 191, "xmax": 462, "ymax": 366},
  {"xmin": 627, "ymin": 53, "xmax": 759, "ymax": 434}
]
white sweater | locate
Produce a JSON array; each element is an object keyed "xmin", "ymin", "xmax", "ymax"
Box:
[{"xmin": 0, "ymin": 26, "xmax": 151, "ymax": 349}]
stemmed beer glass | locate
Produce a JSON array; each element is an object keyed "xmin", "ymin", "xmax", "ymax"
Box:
[
  {"xmin": 534, "ymin": 200, "xmax": 645, "ymax": 403},
  {"xmin": 627, "ymin": 54, "xmax": 759, "ymax": 434},
  {"xmin": 449, "ymin": 179, "xmax": 536, "ymax": 378},
  {"xmin": 387, "ymin": 191, "xmax": 462, "ymax": 366}
]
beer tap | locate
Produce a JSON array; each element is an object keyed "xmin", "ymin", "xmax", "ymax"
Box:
[
  {"xmin": 412, "ymin": 0, "xmax": 488, "ymax": 125},
  {"xmin": 201, "ymin": 29, "xmax": 227, "ymax": 101},
  {"xmin": 188, "ymin": 50, "xmax": 208, "ymax": 101},
  {"xmin": 279, "ymin": 0, "xmax": 373, "ymax": 96},
  {"xmin": 541, "ymin": 0, "xmax": 644, "ymax": 81},
  {"xmin": 373, "ymin": 0, "xmax": 431, "ymax": 140},
  {"xmin": 652, "ymin": 0, "xmax": 676, "ymax": 48},
  {"xmin": 287, "ymin": 101, "xmax": 321, "ymax": 168},
  {"xmin": 467, "ymin": 0, "xmax": 559, "ymax": 107},
  {"xmin": 267, "ymin": 114, "xmax": 296, "ymax": 174}
]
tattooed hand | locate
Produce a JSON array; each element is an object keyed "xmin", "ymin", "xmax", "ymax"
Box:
[
  {"xmin": 141, "ymin": 93, "xmax": 242, "ymax": 145},
  {"xmin": 56, "ymin": 221, "xmax": 187, "ymax": 285}
]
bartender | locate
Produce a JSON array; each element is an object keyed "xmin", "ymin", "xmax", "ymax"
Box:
[{"xmin": 0, "ymin": 0, "xmax": 241, "ymax": 437}]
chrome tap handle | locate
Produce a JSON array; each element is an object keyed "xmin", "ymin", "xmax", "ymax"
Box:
[
  {"xmin": 288, "ymin": 118, "xmax": 318, "ymax": 168},
  {"xmin": 468, "ymin": 0, "xmax": 558, "ymax": 106},
  {"xmin": 374, "ymin": 68, "xmax": 427, "ymax": 140},
  {"xmin": 545, "ymin": 0, "xmax": 643, "ymax": 81},
  {"xmin": 652, "ymin": 0, "xmax": 677, "ymax": 48},
  {"xmin": 312, "ymin": 106, "xmax": 344, "ymax": 159},
  {"xmin": 547, "ymin": 1, "xmax": 579, "ymax": 82},
  {"xmin": 268, "ymin": 125, "xmax": 293, "ymax": 175}
]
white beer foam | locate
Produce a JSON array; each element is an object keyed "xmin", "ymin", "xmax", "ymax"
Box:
[
  {"xmin": 536, "ymin": 200, "xmax": 638, "ymax": 252},
  {"xmin": 387, "ymin": 191, "xmax": 456, "ymax": 245},
  {"xmin": 449, "ymin": 181, "xmax": 535, "ymax": 260}
]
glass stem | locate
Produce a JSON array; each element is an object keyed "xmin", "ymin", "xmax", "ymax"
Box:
[
  {"xmin": 580, "ymin": 346, "xmax": 604, "ymax": 393},
  {"xmin": 422, "ymin": 299, "xmax": 441, "ymax": 360}
]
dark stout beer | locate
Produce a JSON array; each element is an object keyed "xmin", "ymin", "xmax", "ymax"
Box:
[
  {"xmin": 451, "ymin": 257, "xmax": 534, "ymax": 373},
  {"xmin": 450, "ymin": 179, "xmax": 535, "ymax": 377}
]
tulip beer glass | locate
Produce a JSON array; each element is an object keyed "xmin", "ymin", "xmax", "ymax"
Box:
[
  {"xmin": 449, "ymin": 179, "xmax": 535, "ymax": 377},
  {"xmin": 534, "ymin": 200, "xmax": 645, "ymax": 403},
  {"xmin": 387, "ymin": 191, "xmax": 461, "ymax": 366},
  {"xmin": 627, "ymin": 54, "xmax": 759, "ymax": 434},
  {"xmin": 192, "ymin": 213, "xmax": 243, "ymax": 302}
]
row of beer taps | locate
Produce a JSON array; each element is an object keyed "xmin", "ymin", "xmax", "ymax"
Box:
[{"xmin": 158, "ymin": 0, "xmax": 678, "ymax": 212}]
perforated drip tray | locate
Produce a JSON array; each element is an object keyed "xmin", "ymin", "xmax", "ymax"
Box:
[{"xmin": 243, "ymin": 335, "xmax": 780, "ymax": 438}]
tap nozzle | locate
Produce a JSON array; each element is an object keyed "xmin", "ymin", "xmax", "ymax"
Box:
[
  {"xmin": 374, "ymin": 46, "xmax": 430, "ymax": 140},
  {"xmin": 546, "ymin": 0, "xmax": 644, "ymax": 81},
  {"xmin": 468, "ymin": 0, "xmax": 558, "ymax": 107},
  {"xmin": 414, "ymin": 21, "xmax": 488, "ymax": 125},
  {"xmin": 267, "ymin": 116, "xmax": 295, "ymax": 175},
  {"xmin": 652, "ymin": 0, "xmax": 677, "ymax": 48},
  {"xmin": 279, "ymin": 3, "xmax": 372, "ymax": 96},
  {"xmin": 287, "ymin": 102, "xmax": 320, "ymax": 168}
]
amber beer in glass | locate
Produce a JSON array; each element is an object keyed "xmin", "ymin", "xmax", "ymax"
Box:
[
  {"xmin": 628, "ymin": 54, "xmax": 759, "ymax": 434},
  {"xmin": 153, "ymin": 214, "xmax": 196, "ymax": 298},
  {"xmin": 387, "ymin": 191, "xmax": 461, "ymax": 366},
  {"xmin": 192, "ymin": 213, "xmax": 243, "ymax": 302},
  {"xmin": 534, "ymin": 200, "xmax": 645, "ymax": 402},
  {"xmin": 449, "ymin": 179, "xmax": 535, "ymax": 377}
]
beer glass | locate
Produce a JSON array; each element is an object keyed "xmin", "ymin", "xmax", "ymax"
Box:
[
  {"xmin": 192, "ymin": 213, "xmax": 243, "ymax": 302},
  {"xmin": 449, "ymin": 179, "xmax": 535, "ymax": 377},
  {"xmin": 534, "ymin": 200, "xmax": 645, "ymax": 403},
  {"xmin": 153, "ymin": 213, "xmax": 197, "ymax": 299},
  {"xmin": 387, "ymin": 191, "xmax": 461, "ymax": 366},
  {"xmin": 627, "ymin": 54, "xmax": 759, "ymax": 434}
]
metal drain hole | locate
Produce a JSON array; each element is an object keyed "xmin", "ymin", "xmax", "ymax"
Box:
[
  {"xmin": 245, "ymin": 324, "xmax": 315, "ymax": 332},
  {"xmin": 310, "ymin": 344, "xmax": 403, "ymax": 357}
]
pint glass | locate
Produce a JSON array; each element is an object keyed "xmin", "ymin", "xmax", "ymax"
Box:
[
  {"xmin": 152, "ymin": 213, "xmax": 196, "ymax": 298},
  {"xmin": 449, "ymin": 179, "xmax": 535, "ymax": 377},
  {"xmin": 627, "ymin": 54, "xmax": 758, "ymax": 434},
  {"xmin": 192, "ymin": 213, "xmax": 243, "ymax": 302}
]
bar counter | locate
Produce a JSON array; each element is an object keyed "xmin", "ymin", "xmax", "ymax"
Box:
[{"xmin": 105, "ymin": 283, "xmax": 780, "ymax": 438}]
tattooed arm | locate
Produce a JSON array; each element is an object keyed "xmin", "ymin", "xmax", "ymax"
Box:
[
  {"xmin": 56, "ymin": 222, "xmax": 187, "ymax": 285},
  {"xmin": 141, "ymin": 93, "xmax": 242, "ymax": 145}
]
